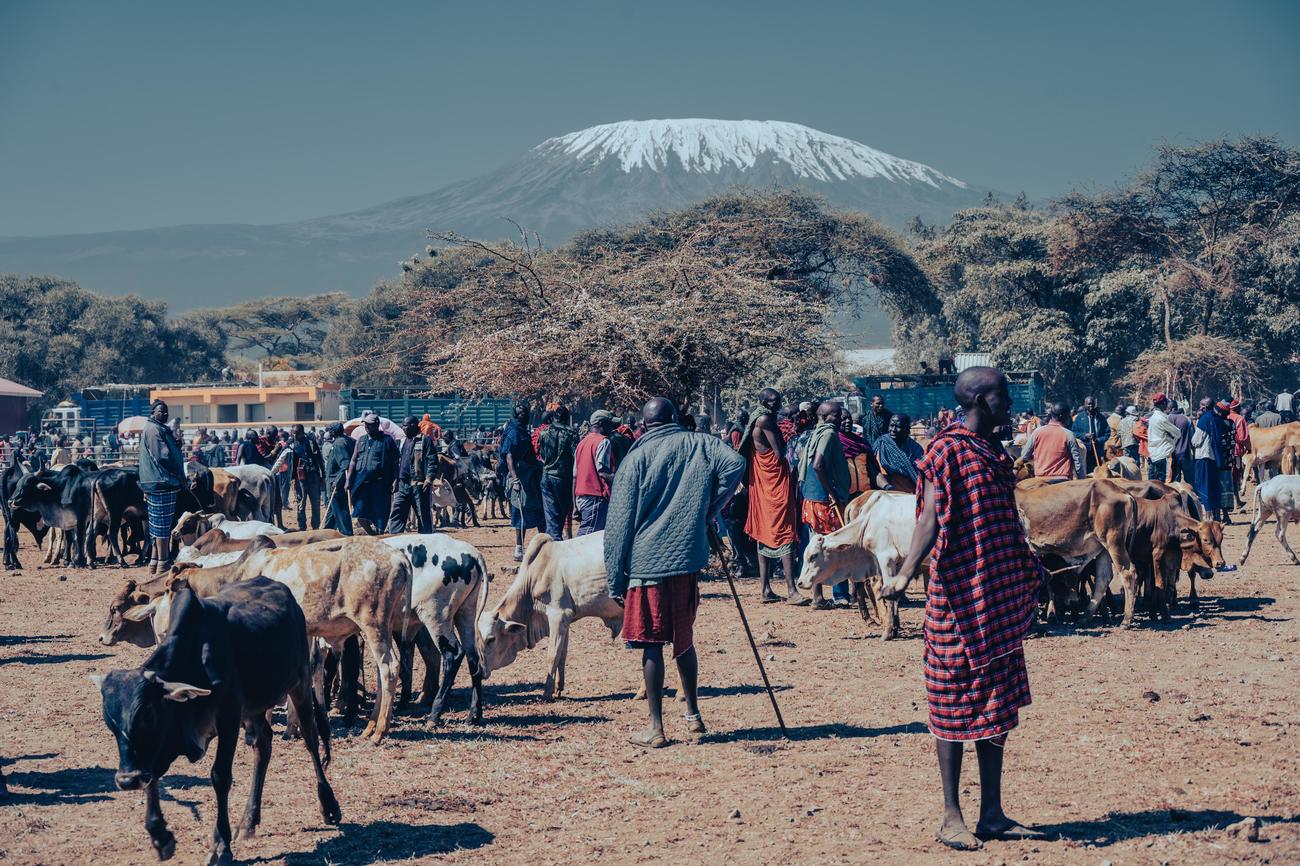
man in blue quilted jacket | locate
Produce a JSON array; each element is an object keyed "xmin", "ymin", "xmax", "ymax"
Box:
[{"xmin": 606, "ymin": 396, "xmax": 746, "ymax": 748}]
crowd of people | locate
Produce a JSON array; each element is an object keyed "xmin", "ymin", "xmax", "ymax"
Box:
[{"xmin": 1012, "ymin": 390, "xmax": 1298, "ymax": 523}]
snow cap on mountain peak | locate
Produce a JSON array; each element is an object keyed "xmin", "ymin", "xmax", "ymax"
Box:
[{"xmin": 538, "ymin": 119, "xmax": 966, "ymax": 188}]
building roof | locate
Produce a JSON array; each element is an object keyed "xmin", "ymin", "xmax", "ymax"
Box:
[{"xmin": 0, "ymin": 377, "xmax": 41, "ymax": 398}]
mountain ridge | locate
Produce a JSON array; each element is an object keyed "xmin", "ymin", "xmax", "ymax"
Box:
[{"xmin": 0, "ymin": 119, "xmax": 996, "ymax": 323}]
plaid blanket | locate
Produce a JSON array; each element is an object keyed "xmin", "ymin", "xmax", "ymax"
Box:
[{"xmin": 917, "ymin": 425, "xmax": 1043, "ymax": 670}]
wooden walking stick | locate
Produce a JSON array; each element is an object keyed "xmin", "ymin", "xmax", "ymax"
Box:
[{"xmin": 708, "ymin": 524, "xmax": 791, "ymax": 740}]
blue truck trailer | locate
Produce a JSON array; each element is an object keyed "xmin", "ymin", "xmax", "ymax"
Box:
[
  {"xmin": 341, "ymin": 388, "xmax": 514, "ymax": 432},
  {"xmin": 852, "ymin": 371, "xmax": 1044, "ymax": 419}
]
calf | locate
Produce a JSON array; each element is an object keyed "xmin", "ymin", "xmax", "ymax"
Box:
[
  {"xmin": 798, "ymin": 491, "xmax": 919, "ymax": 640},
  {"xmin": 479, "ymin": 469, "xmax": 508, "ymax": 520},
  {"xmin": 382, "ymin": 532, "xmax": 490, "ymax": 725},
  {"xmin": 478, "ymin": 530, "xmax": 623, "ymax": 700},
  {"xmin": 221, "ymin": 464, "xmax": 281, "ymax": 526},
  {"xmin": 1241, "ymin": 474, "xmax": 1300, "ymax": 566},
  {"xmin": 93, "ymin": 577, "xmax": 340, "ymax": 865}
]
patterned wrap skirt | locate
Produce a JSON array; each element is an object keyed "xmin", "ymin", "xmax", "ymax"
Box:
[
  {"xmin": 145, "ymin": 488, "xmax": 179, "ymax": 542},
  {"xmin": 924, "ymin": 592, "xmax": 1032, "ymax": 741}
]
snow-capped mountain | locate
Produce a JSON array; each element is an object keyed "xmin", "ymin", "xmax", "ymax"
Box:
[{"xmin": 0, "ymin": 120, "xmax": 994, "ymax": 318}]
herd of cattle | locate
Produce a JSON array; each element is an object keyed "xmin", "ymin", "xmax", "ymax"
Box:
[{"xmin": 3, "ymin": 435, "xmax": 1300, "ymax": 863}]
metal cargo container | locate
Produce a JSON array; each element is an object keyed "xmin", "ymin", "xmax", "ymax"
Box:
[
  {"xmin": 341, "ymin": 389, "xmax": 514, "ymax": 432},
  {"xmin": 853, "ymin": 371, "xmax": 1045, "ymax": 419}
]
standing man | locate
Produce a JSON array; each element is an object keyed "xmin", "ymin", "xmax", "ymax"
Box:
[
  {"xmin": 322, "ymin": 422, "xmax": 354, "ymax": 535},
  {"xmin": 287, "ymin": 423, "xmax": 326, "ymax": 530},
  {"xmin": 883, "ymin": 367, "xmax": 1045, "ymax": 850},
  {"xmin": 538, "ymin": 404, "xmax": 579, "ymax": 540},
  {"xmin": 1168, "ymin": 401, "xmax": 1193, "ymax": 482},
  {"xmin": 388, "ymin": 416, "xmax": 427, "ymax": 533},
  {"xmin": 1277, "ymin": 388, "xmax": 1295, "ymax": 424},
  {"xmin": 501, "ymin": 403, "xmax": 545, "ymax": 560},
  {"xmin": 1118, "ymin": 406, "xmax": 1140, "ymax": 462},
  {"xmin": 139, "ymin": 399, "xmax": 185, "ymax": 574},
  {"xmin": 1070, "ymin": 396, "xmax": 1107, "ymax": 474},
  {"xmin": 1146, "ymin": 394, "xmax": 1181, "ymax": 482},
  {"xmin": 862, "ymin": 395, "xmax": 893, "ymax": 446},
  {"xmin": 574, "ymin": 410, "xmax": 616, "ymax": 535},
  {"xmin": 347, "ymin": 411, "xmax": 399, "ymax": 531},
  {"xmin": 738, "ymin": 388, "xmax": 803, "ymax": 605},
  {"xmin": 1017, "ymin": 403, "xmax": 1082, "ymax": 481},
  {"xmin": 606, "ymin": 397, "xmax": 746, "ymax": 748},
  {"xmin": 797, "ymin": 400, "xmax": 853, "ymax": 609}
]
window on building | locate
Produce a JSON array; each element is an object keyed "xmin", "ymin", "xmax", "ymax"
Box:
[
  {"xmin": 294, "ymin": 401, "xmax": 316, "ymax": 421},
  {"xmin": 217, "ymin": 404, "xmax": 238, "ymax": 424},
  {"xmin": 245, "ymin": 404, "xmax": 266, "ymax": 423},
  {"xmin": 189, "ymin": 404, "xmax": 211, "ymax": 424}
]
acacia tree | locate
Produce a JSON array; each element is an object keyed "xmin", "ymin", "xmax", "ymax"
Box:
[
  {"xmin": 180, "ymin": 292, "xmax": 351, "ymax": 370},
  {"xmin": 354, "ymin": 190, "xmax": 929, "ymax": 411}
]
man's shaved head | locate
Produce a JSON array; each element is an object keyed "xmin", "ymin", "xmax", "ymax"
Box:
[
  {"xmin": 816, "ymin": 400, "xmax": 843, "ymax": 424},
  {"xmin": 759, "ymin": 388, "xmax": 781, "ymax": 409},
  {"xmin": 642, "ymin": 397, "xmax": 678, "ymax": 427},
  {"xmin": 954, "ymin": 367, "xmax": 1006, "ymax": 411}
]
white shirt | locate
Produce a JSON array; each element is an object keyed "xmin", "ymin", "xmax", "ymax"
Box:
[
  {"xmin": 1278, "ymin": 392, "xmax": 1294, "ymax": 413},
  {"xmin": 1146, "ymin": 409, "xmax": 1181, "ymax": 462}
]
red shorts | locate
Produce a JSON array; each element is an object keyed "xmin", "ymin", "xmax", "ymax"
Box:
[{"xmin": 622, "ymin": 573, "xmax": 700, "ymax": 658}]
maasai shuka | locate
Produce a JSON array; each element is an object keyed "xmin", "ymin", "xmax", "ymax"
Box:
[
  {"xmin": 917, "ymin": 425, "xmax": 1042, "ymax": 668},
  {"xmin": 917, "ymin": 424, "xmax": 1044, "ymax": 740}
]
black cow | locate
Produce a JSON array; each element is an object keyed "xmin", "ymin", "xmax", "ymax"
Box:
[
  {"xmin": 2, "ymin": 462, "xmax": 49, "ymax": 570},
  {"xmin": 89, "ymin": 468, "xmax": 149, "ymax": 567},
  {"xmin": 8, "ymin": 464, "xmax": 96, "ymax": 567},
  {"xmin": 94, "ymin": 576, "xmax": 341, "ymax": 864},
  {"xmin": 435, "ymin": 453, "xmax": 482, "ymax": 528}
]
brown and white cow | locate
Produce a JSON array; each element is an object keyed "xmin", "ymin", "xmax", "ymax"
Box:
[{"xmin": 477, "ymin": 531, "xmax": 623, "ymax": 700}]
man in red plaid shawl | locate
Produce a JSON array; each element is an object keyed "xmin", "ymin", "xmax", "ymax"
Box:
[{"xmin": 884, "ymin": 367, "xmax": 1046, "ymax": 850}]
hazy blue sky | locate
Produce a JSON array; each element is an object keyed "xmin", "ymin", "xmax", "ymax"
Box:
[{"xmin": 1, "ymin": 0, "xmax": 1297, "ymax": 236}]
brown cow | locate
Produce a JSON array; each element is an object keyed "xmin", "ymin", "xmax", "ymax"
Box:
[
  {"xmin": 1109, "ymin": 478, "xmax": 1224, "ymax": 610},
  {"xmin": 1015, "ymin": 479, "xmax": 1139, "ymax": 626},
  {"xmin": 1241, "ymin": 422, "xmax": 1300, "ymax": 496}
]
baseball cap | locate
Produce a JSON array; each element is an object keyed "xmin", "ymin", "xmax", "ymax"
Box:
[
  {"xmin": 589, "ymin": 409, "xmax": 614, "ymax": 425},
  {"xmin": 361, "ymin": 410, "xmax": 379, "ymax": 424}
]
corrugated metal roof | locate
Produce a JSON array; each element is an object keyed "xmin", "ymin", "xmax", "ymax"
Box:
[
  {"xmin": 0, "ymin": 377, "xmax": 41, "ymax": 398},
  {"xmin": 954, "ymin": 352, "xmax": 992, "ymax": 372}
]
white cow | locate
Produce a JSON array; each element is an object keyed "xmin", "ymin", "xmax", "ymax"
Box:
[
  {"xmin": 796, "ymin": 490, "xmax": 919, "ymax": 640},
  {"xmin": 1241, "ymin": 475, "xmax": 1300, "ymax": 566},
  {"xmin": 222, "ymin": 464, "xmax": 281, "ymax": 524},
  {"xmin": 381, "ymin": 533, "xmax": 491, "ymax": 726},
  {"xmin": 477, "ymin": 531, "xmax": 623, "ymax": 700}
]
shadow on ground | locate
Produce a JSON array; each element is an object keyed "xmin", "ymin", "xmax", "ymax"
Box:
[
  {"xmin": 0, "ymin": 651, "xmax": 111, "ymax": 666},
  {"xmin": 253, "ymin": 820, "xmax": 494, "ymax": 865},
  {"xmin": 1038, "ymin": 808, "xmax": 1300, "ymax": 847},
  {"xmin": 701, "ymin": 720, "xmax": 928, "ymax": 744},
  {"xmin": 0, "ymin": 756, "xmax": 208, "ymax": 807}
]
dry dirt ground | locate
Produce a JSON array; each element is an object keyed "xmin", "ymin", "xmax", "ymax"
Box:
[{"xmin": 1, "ymin": 515, "xmax": 1298, "ymax": 865}]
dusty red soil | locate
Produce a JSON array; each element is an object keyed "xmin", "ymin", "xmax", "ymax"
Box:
[{"xmin": 1, "ymin": 515, "xmax": 1297, "ymax": 865}]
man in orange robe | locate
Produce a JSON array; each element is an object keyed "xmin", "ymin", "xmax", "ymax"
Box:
[{"xmin": 739, "ymin": 389, "xmax": 806, "ymax": 605}]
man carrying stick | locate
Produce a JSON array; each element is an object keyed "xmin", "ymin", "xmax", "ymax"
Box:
[
  {"xmin": 883, "ymin": 367, "xmax": 1046, "ymax": 850},
  {"xmin": 606, "ymin": 397, "xmax": 746, "ymax": 749}
]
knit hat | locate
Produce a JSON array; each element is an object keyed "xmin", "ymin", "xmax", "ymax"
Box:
[{"xmin": 1151, "ymin": 392, "xmax": 1167, "ymax": 405}]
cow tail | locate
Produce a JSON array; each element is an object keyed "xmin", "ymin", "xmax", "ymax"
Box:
[{"xmin": 474, "ymin": 552, "xmax": 492, "ymax": 622}]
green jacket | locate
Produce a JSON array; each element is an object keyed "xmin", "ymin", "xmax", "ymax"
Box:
[{"xmin": 604, "ymin": 424, "xmax": 746, "ymax": 596}]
